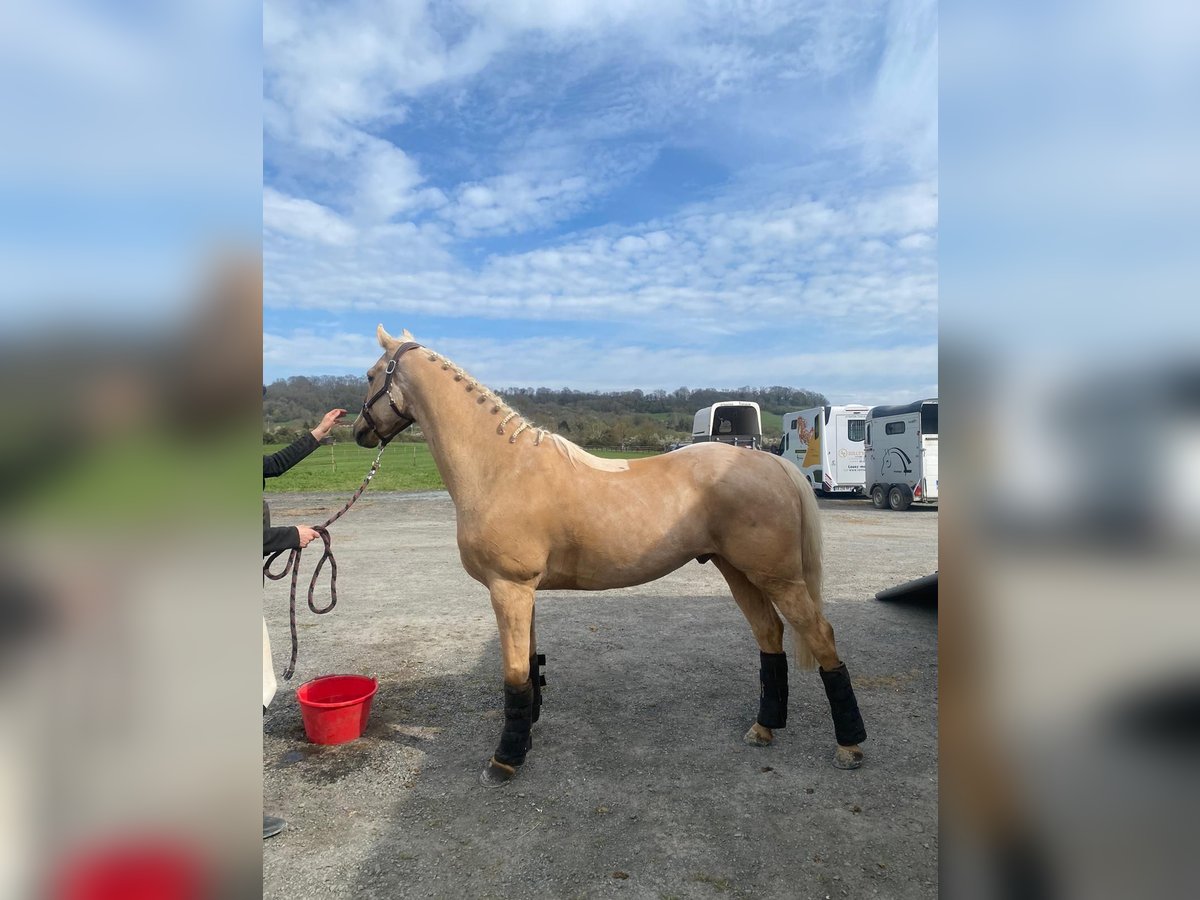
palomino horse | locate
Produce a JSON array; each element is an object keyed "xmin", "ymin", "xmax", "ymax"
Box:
[{"xmin": 353, "ymin": 326, "xmax": 867, "ymax": 784}]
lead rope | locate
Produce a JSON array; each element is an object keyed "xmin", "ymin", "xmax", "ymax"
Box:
[{"xmin": 264, "ymin": 443, "xmax": 387, "ymax": 680}]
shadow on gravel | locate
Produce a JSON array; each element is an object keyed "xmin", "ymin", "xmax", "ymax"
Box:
[
  {"xmin": 264, "ymin": 587, "xmax": 939, "ymax": 900},
  {"xmin": 875, "ymin": 573, "xmax": 939, "ymax": 608}
]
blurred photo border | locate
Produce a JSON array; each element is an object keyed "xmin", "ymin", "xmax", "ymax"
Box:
[{"xmin": 1, "ymin": 1, "xmax": 1198, "ymax": 898}]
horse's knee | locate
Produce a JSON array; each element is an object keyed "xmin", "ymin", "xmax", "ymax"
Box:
[{"xmin": 502, "ymin": 663, "xmax": 531, "ymax": 686}]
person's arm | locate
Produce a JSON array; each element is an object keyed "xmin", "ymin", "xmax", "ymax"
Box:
[
  {"xmin": 264, "ymin": 524, "xmax": 300, "ymax": 555},
  {"xmin": 262, "ymin": 408, "xmax": 346, "ymax": 479},
  {"xmin": 263, "ymin": 433, "xmax": 319, "ymax": 479},
  {"xmin": 264, "ymin": 523, "xmax": 321, "ymax": 556}
]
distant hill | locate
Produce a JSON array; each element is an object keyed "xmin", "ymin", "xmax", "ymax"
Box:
[{"xmin": 263, "ymin": 374, "xmax": 827, "ymax": 449}]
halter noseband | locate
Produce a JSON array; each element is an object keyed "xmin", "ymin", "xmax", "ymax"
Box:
[{"xmin": 361, "ymin": 341, "xmax": 422, "ymax": 445}]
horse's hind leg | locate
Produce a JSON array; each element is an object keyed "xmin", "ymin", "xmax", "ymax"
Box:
[
  {"xmin": 481, "ymin": 579, "xmax": 536, "ymax": 786},
  {"xmin": 713, "ymin": 559, "xmax": 787, "ymax": 748},
  {"xmin": 762, "ymin": 579, "xmax": 867, "ymax": 770}
]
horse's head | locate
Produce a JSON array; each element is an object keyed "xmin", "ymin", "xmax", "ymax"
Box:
[{"xmin": 353, "ymin": 324, "xmax": 421, "ymax": 447}]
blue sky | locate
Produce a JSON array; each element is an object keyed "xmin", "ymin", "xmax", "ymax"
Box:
[{"xmin": 263, "ymin": 0, "xmax": 937, "ymax": 404}]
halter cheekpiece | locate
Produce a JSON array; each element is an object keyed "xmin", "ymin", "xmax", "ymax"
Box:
[{"xmin": 361, "ymin": 341, "xmax": 422, "ymax": 445}]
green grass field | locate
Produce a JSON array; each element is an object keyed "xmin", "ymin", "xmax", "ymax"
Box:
[{"xmin": 263, "ymin": 442, "xmax": 660, "ymax": 493}]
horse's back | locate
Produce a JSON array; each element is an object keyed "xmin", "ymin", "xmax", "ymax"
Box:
[{"xmin": 630, "ymin": 442, "xmax": 796, "ymax": 495}]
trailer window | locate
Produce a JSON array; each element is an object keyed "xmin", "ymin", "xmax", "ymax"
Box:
[
  {"xmin": 790, "ymin": 419, "xmax": 797, "ymax": 430},
  {"xmin": 885, "ymin": 421, "xmax": 905, "ymax": 435},
  {"xmin": 847, "ymin": 420, "xmax": 865, "ymax": 442},
  {"xmin": 921, "ymin": 404, "xmax": 938, "ymax": 435}
]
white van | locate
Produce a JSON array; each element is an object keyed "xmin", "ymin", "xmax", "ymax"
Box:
[
  {"xmin": 692, "ymin": 401, "xmax": 762, "ymax": 449},
  {"xmin": 865, "ymin": 399, "xmax": 939, "ymax": 510},
  {"xmin": 780, "ymin": 405, "xmax": 870, "ymax": 494}
]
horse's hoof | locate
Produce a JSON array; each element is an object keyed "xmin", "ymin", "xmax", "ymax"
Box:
[
  {"xmin": 744, "ymin": 722, "xmax": 774, "ymax": 746},
  {"xmin": 833, "ymin": 745, "xmax": 864, "ymax": 769},
  {"xmin": 480, "ymin": 757, "xmax": 518, "ymax": 786}
]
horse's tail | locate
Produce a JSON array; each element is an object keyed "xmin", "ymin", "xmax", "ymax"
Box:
[{"xmin": 772, "ymin": 455, "xmax": 824, "ymax": 670}]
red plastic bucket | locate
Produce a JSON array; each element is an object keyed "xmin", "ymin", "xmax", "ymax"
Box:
[
  {"xmin": 296, "ymin": 674, "xmax": 378, "ymax": 745},
  {"xmin": 54, "ymin": 839, "xmax": 207, "ymax": 900}
]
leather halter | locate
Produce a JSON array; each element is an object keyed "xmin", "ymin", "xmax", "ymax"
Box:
[{"xmin": 361, "ymin": 341, "xmax": 422, "ymax": 445}]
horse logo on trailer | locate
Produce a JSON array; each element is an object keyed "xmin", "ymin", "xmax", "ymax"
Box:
[{"xmin": 882, "ymin": 447, "xmax": 913, "ymax": 475}]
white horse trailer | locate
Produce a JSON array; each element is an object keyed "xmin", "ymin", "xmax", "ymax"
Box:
[
  {"xmin": 692, "ymin": 401, "xmax": 762, "ymax": 449},
  {"xmin": 780, "ymin": 405, "xmax": 870, "ymax": 494},
  {"xmin": 865, "ymin": 399, "xmax": 939, "ymax": 510}
]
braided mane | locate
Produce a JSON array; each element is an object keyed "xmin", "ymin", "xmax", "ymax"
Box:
[{"xmin": 420, "ymin": 347, "xmax": 631, "ymax": 472}]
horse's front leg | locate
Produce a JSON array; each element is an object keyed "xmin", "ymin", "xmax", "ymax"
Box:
[{"xmin": 481, "ymin": 579, "xmax": 536, "ymax": 786}]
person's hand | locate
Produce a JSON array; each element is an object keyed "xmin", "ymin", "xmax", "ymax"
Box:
[
  {"xmin": 296, "ymin": 526, "xmax": 321, "ymax": 548},
  {"xmin": 311, "ymin": 408, "xmax": 347, "ymax": 440}
]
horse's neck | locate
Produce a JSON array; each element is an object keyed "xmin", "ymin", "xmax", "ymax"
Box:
[{"xmin": 405, "ymin": 357, "xmax": 505, "ymax": 506}]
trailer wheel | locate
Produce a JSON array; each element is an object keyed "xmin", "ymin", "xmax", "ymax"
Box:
[
  {"xmin": 871, "ymin": 485, "xmax": 887, "ymax": 509},
  {"xmin": 889, "ymin": 485, "xmax": 912, "ymax": 511}
]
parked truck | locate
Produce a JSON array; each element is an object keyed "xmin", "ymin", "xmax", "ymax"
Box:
[
  {"xmin": 864, "ymin": 399, "xmax": 939, "ymax": 510},
  {"xmin": 780, "ymin": 405, "xmax": 870, "ymax": 494},
  {"xmin": 691, "ymin": 401, "xmax": 762, "ymax": 449}
]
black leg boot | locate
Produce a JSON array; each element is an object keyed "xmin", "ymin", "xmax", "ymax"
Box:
[
  {"xmin": 530, "ymin": 653, "xmax": 546, "ymax": 723},
  {"xmin": 819, "ymin": 661, "xmax": 867, "ymax": 768},
  {"xmin": 482, "ymin": 681, "xmax": 535, "ymax": 784},
  {"xmin": 757, "ymin": 651, "xmax": 789, "ymax": 729}
]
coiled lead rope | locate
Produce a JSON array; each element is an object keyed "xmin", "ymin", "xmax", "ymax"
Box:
[{"xmin": 264, "ymin": 443, "xmax": 386, "ymax": 680}]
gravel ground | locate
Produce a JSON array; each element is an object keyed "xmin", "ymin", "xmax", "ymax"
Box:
[{"xmin": 263, "ymin": 491, "xmax": 937, "ymax": 899}]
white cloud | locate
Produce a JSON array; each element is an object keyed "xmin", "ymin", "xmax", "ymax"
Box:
[
  {"xmin": 352, "ymin": 136, "xmax": 446, "ymax": 223},
  {"xmin": 442, "ymin": 172, "xmax": 591, "ymax": 236},
  {"xmin": 263, "ymin": 188, "xmax": 356, "ymax": 246},
  {"xmin": 262, "ymin": 329, "xmax": 381, "ymax": 373},
  {"xmin": 898, "ymin": 232, "xmax": 933, "ymax": 251},
  {"xmin": 264, "ymin": 0, "xmax": 929, "ymax": 238},
  {"xmin": 264, "ymin": 1, "xmax": 473, "ymax": 139},
  {"xmin": 265, "ymin": 177, "xmax": 937, "ymax": 341},
  {"xmin": 860, "ymin": 0, "xmax": 937, "ymax": 173}
]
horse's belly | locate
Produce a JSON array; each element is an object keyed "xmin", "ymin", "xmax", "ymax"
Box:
[
  {"xmin": 540, "ymin": 556, "xmax": 693, "ymax": 591},
  {"xmin": 540, "ymin": 529, "xmax": 704, "ymax": 591}
]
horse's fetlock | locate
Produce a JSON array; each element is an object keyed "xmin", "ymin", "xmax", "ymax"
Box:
[
  {"xmin": 820, "ymin": 662, "xmax": 867, "ymax": 747},
  {"xmin": 495, "ymin": 681, "xmax": 536, "ymax": 766}
]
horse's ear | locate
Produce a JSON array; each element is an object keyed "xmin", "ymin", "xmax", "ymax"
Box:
[
  {"xmin": 400, "ymin": 328, "xmax": 414, "ymax": 341},
  {"xmin": 377, "ymin": 324, "xmax": 395, "ymax": 348}
]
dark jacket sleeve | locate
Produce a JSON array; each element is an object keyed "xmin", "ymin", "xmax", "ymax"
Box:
[
  {"xmin": 264, "ymin": 524, "xmax": 300, "ymax": 555},
  {"xmin": 264, "ymin": 433, "xmax": 320, "ymax": 480},
  {"xmin": 263, "ymin": 434, "xmax": 319, "ymax": 555},
  {"xmin": 264, "ymin": 499, "xmax": 300, "ymax": 556}
]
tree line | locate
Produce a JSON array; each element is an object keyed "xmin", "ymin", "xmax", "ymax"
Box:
[{"xmin": 264, "ymin": 374, "xmax": 827, "ymax": 449}]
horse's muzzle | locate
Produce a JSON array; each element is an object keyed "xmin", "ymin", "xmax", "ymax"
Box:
[{"xmin": 351, "ymin": 415, "xmax": 378, "ymax": 448}]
